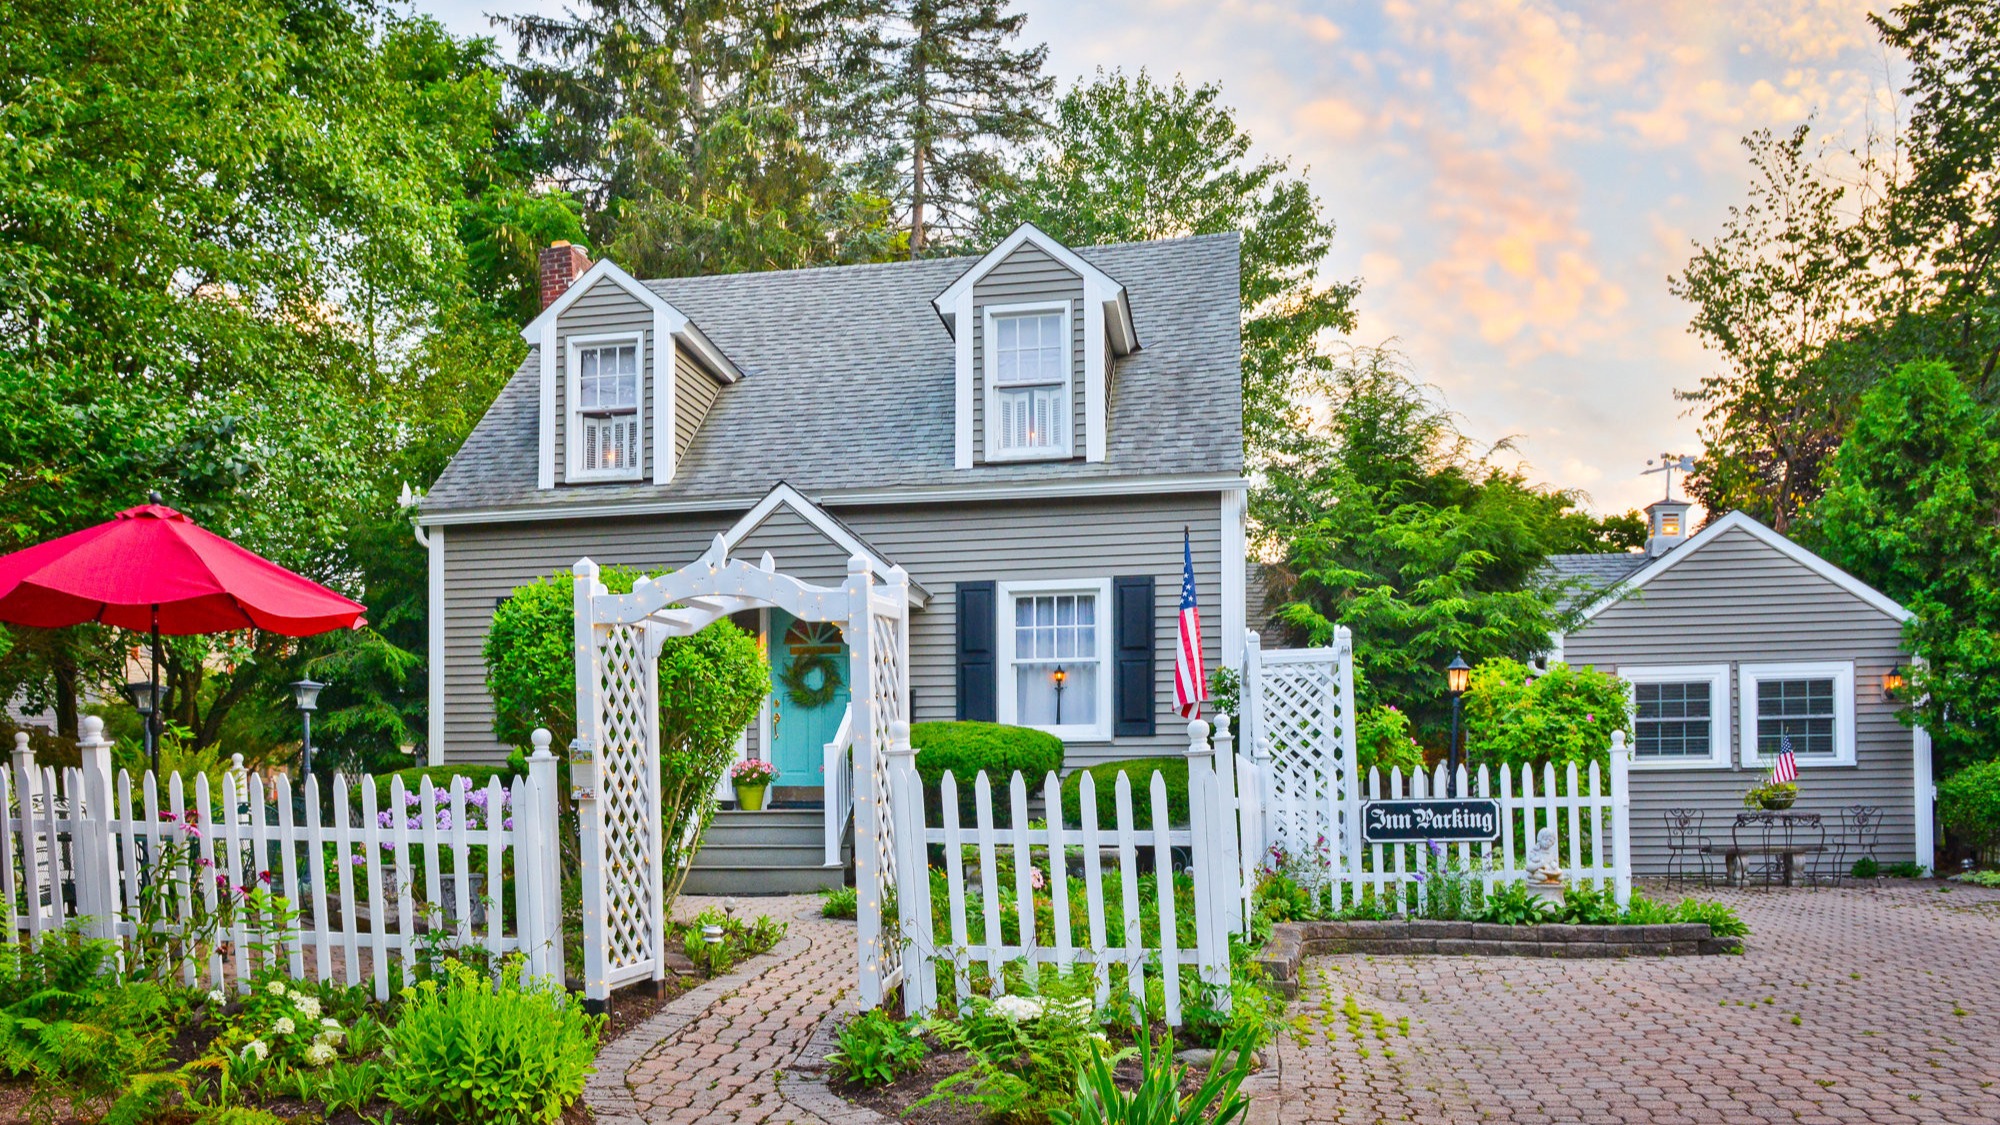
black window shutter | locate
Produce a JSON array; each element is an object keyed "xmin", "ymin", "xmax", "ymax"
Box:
[
  {"xmin": 1113, "ymin": 576, "xmax": 1155, "ymax": 737},
  {"xmin": 956, "ymin": 581, "xmax": 997, "ymax": 722}
]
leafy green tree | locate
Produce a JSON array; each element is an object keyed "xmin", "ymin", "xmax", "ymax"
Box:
[
  {"xmin": 507, "ymin": 0, "xmax": 890, "ymax": 275},
  {"xmin": 1260, "ymin": 352, "xmax": 1593, "ymax": 746},
  {"xmin": 1804, "ymin": 360, "xmax": 2000, "ymax": 772},
  {"xmin": 1461, "ymin": 659, "xmax": 1631, "ymax": 773},
  {"xmin": 843, "ymin": 0, "xmax": 1051, "ymax": 254},
  {"xmin": 485, "ymin": 568, "xmax": 769, "ymax": 911},
  {"xmin": 978, "ymin": 70, "xmax": 1357, "ymax": 464}
]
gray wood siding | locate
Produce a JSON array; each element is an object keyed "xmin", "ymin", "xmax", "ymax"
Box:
[
  {"xmin": 972, "ymin": 243, "xmax": 1086, "ymax": 464},
  {"xmin": 1563, "ymin": 527, "xmax": 1918, "ymax": 875},
  {"xmin": 673, "ymin": 350, "xmax": 721, "ymax": 465},
  {"xmin": 554, "ymin": 280, "xmax": 654, "ymax": 485},
  {"xmin": 438, "ymin": 493, "xmax": 1225, "ymax": 767}
]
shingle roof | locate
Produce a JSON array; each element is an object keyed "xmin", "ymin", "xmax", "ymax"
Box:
[
  {"xmin": 1543, "ymin": 552, "xmax": 1650, "ymax": 613},
  {"xmin": 423, "ymin": 233, "xmax": 1244, "ymax": 514}
]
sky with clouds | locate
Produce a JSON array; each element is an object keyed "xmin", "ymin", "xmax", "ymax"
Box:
[{"xmin": 421, "ymin": 0, "xmax": 1903, "ymax": 513}]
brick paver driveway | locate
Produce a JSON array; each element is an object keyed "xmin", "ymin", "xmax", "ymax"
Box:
[{"xmin": 1280, "ymin": 881, "xmax": 2000, "ymax": 1124}]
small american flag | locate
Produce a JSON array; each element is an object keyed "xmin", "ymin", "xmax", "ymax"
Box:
[
  {"xmin": 1772, "ymin": 730, "xmax": 1798, "ymax": 784},
  {"xmin": 1174, "ymin": 528, "xmax": 1208, "ymax": 719}
]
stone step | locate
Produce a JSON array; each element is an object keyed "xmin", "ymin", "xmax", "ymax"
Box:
[
  {"xmin": 680, "ymin": 862, "xmax": 846, "ymax": 896},
  {"xmin": 690, "ymin": 841, "xmax": 829, "ymax": 869}
]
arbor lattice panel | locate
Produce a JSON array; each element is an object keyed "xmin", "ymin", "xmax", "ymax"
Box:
[
  {"xmin": 595, "ymin": 621, "xmax": 659, "ymax": 985},
  {"xmin": 1246, "ymin": 630, "xmax": 1355, "ymax": 886}
]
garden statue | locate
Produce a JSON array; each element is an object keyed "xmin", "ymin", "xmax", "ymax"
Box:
[{"xmin": 1525, "ymin": 826, "xmax": 1564, "ymax": 885}]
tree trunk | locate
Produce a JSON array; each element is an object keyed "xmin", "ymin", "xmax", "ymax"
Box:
[
  {"xmin": 911, "ymin": 142, "xmax": 927, "ymax": 257},
  {"xmin": 52, "ymin": 659, "xmax": 78, "ymax": 741}
]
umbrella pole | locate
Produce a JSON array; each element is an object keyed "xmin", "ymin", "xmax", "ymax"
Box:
[{"xmin": 149, "ymin": 612, "xmax": 161, "ymax": 776}]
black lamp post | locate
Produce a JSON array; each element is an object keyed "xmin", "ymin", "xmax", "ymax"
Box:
[
  {"xmin": 1051, "ymin": 666, "xmax": 1067, "ymax": 725},
  {"xmin": 120, "ymin": 678, "xmax": 165, "ymax": 775},
  {"xmin": 291, "ymin": 679, "xmax": 325, "ymax": 779},
  {"xmin": 1445, "ymin": 654, "xmax": 1471, "ymax": 795}
]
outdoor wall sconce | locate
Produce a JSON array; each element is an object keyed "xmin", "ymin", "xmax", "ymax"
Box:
[{"xmin": 1882, "ymin": 667, "xmax": 1907, "ymax": 698}]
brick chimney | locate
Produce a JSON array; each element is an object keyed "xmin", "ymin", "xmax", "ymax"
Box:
[{"xmin": 538, "ymin": 241, "xmax": 592, "ymax": 310}]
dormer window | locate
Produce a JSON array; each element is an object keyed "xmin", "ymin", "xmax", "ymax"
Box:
[
  {"xmin": 987, "ymin": 303, "xmax": 1071, "ymax": 460},
  {"xmin": 570, "ymin": 334, "xmax": 643, "ymax": 482}
]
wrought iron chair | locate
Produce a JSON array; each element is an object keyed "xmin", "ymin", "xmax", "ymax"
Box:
[
  {"xmin": 1817, "ymin": 804, "xmax": 1885, "ymax": 885},
  {"xmin": 1663, "ymin": 808, "xmax": 1713, "ymax": 886}
]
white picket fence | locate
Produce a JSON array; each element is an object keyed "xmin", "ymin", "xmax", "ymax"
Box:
[
  {"xmin": 1328, "ymin": 732, "xmax": 1633, "ymax": 910},
  {"xmin": 2, "ymin": 719, "xmax": 564, "ymax": 1000},
  {"xmin": 887, "ymin": 718, "xmax": 1246, "ymax": 1025}
]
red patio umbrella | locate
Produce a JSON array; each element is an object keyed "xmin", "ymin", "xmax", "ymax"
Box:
[{"xmin": 0, "ymin": 501, "xmax": 366, "ymax": 768}]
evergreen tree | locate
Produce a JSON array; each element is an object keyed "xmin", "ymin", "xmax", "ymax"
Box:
[{"xmin": 842, "ymin": 0, "xmax": 1051, "ymax": 255}]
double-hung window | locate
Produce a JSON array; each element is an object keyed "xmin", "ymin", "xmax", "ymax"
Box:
[
  {"xmin": 1739, "ymin": 661, "xmax": 1856, "ymax": 767},
  {"xmin": 986, "ymin": 304, "xmax": 1070, "ymax": 460},
  {"xmin": 1619, "ymin": 665, "xmax": 1730, "ymax": 769},
  {"xmin": 569, "ymin": 334, "xmax": 643, "ymax": 482},
  {"xmin": 997, "ymin": 579, "xmax": 1110, "ymax": 739}
]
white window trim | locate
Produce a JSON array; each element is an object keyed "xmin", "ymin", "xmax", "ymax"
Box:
[
  {"xmin": 565, "ymin": 331, "xmax": 646, "ymax": 483},
  {"xmin": 996, "ymin": 577, "xmax": 1113, "ymax": 741},
  {"xmin": 1618, "ymin": 664, "xmax": 1731, "ymax": 770},
  {"xmin": 982, "ymin": 300, "xmax": 1073, "ymax": 464},
  {"xmin": 1739, "ymin": 660, "xmax": 1857, "ymax": 768}
]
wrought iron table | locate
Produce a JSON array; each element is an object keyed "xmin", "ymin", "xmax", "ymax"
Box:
[{"xmin": 1702, "ymin": 811, "xmax": 1826, "ymax": 886}]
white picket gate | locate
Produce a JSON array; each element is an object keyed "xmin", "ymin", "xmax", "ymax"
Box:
[
  {"xmin": 890, "ymin": 718, "xmax": 1245, "ymax": 1025},
  {"xmin": 1241, "ymin": 629, "xmax": 1355, "ymax": 890},
  {"xmin": 1343, "ymin": 733, "xmax": 1634, "ymax": 909},
  {"xmin": 1, "ymin": 719, "xmax": 565, "ymax": 999}
]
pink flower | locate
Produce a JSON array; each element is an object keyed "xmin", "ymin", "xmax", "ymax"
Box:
[
  {"xmin": 1029, "ymin": 867, "xmax": 1046, "ymax": 890},
  {"xmin": 216, "ymin": 874, "xmax": 230, "ymax": 891},
  {"xmin": 258, "ymin": 870, "xmax": 273, "ymax": 885}
]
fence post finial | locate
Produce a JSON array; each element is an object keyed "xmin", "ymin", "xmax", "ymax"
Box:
[
  {"xmin": 531, "ymin": 728, "xmax": 554, "ymax": 759},
  {"xmin": 1186, "ymin": 719, "xmax": 1212, "ymax": 757}
]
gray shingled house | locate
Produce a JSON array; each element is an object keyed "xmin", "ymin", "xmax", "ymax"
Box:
[
  {"xmin": 414, "ymin": 225, "xmax": 1250, "ymax": 891},
  {"xmin": 1547, "ymin": 499, "xmax": 1933, "ymax": 879}
]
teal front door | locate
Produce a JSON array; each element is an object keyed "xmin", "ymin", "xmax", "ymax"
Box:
[{"xmin": 768, "ymin": 610, "xmax": 848, "ymax": 790}]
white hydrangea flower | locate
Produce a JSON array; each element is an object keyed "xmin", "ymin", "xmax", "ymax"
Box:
[
  {"xmin": 319, "ymin": 1019, "xmax": 344, "ymax": 1045},
  {"xmin": 292, "ymin": 995, "xmax": 321, "ymax": 1021},
  {"xmin": 243, "ymin": 1040, "xmax": 269, "ymax": 1062},
  {"xmin": 206, "ymin": 989, "xmax": 226, "ymax": 1005},
  {"xmin": 268, "ymin": 981, "xmax": 288, "ymax": 997},
  {"xmin": 303, "ymin": 1040, "xmax": 337, "ymax": 1067},
  {"xmin": 273, "ymin": 1017, "xmax": 295, "ymax": 1036},
  {"xmin": 991, "ymin": 995, "xmax": 1045, "ymax": 1021}
]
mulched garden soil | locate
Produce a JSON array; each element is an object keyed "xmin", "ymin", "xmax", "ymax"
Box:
[{"xmin": 601, "ymin": 973, "xmax": 693, "ymax": 1044}]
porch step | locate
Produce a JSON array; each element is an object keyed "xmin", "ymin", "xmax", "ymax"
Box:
[{"xmin": 684, "ymin": 807, "xmax": 850, "ymax": 896}]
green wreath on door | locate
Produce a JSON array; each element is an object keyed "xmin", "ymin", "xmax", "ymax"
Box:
[{"xmin": 778, "ymin": 647, "xmax": 844, "ymax": 709}]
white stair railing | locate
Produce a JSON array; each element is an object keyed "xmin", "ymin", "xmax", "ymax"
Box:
[{"xmin": 823, "ymin": 705, "xmax": 854, "ymax": 868}]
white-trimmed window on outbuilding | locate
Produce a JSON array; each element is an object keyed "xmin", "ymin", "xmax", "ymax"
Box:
[
  {"xmin": 1619, "ymin": 664, "xmax": 1731, "ymax": 769},
  {"xmin": 987, "ymin": 305, "xmax": 1070, "ymax": 460},
  {"xmin": 569, "ymin": 334, "xmax": 643, "ymax": 482},
  {"xmin": 1739, "ymin": 661, "xmax": 1856, "ymax": 767},
  {"xmin": 997, "ymin": 579, "xmax": 1110, "ymax": 740}
]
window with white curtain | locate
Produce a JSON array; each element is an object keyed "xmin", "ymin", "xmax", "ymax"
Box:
[
  {"xmin": 570, "ymin": 336, "xmax": 642, "ymax": 481},
  {"xmin": 998, "ymin": 579, "xmax": 1111, "ymax": 738},
  {"xmin": 987, "ymin": 307, "xmax": 1069, "ymax": 459}
]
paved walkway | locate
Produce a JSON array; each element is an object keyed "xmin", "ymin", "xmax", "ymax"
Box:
[
  {"xmin": 599, "ymin": 882, "xmax": 2000, "ymax": 1124},
  {"xmin": 589, "ymin": 894, "xmax": 860, "ymax": 1125},
  {"xmin": 1279, "ymin": 881, "xmax": 2000, "ymax": 1124}
]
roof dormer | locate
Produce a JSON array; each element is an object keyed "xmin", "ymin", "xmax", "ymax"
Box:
[
  {"xmin": 524, "ymin": 251, "xmax": 739, "ymax": 491},
  {"xmin": 932, "ymin": 224, "xmax": 1139, "ymax": 468}
]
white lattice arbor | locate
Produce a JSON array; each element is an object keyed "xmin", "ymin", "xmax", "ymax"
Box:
[
  {"xmin": 572, "ymin": 538, "xmax": 910, "ymax": 1007},
  {"xmin": 1242, "ymin": 628, "xmax": 1357, "ymax": 888}
]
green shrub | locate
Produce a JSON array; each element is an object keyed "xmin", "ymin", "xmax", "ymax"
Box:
[
  {"xmin": 920, "ymin": 973, "xmax": 1113, "ymax": 1124},
  {"xmin": 1054, "ymin": 1023, "xmax": 1252, "ymax": 1125},
  {"xmin": 378, "ymin": 763, "xmax": 515, "ymax": 795},
  {"xmin": 913, "ymin": 721, "xmax": 1065, "ymax": 826},
  {"xmin": 826, "ymin": 1010, "xmax": 929, "ymax": 1087},
  {"xmin": 1355, "ymin": 705, "xmax": 1426, "ymax": 776},
  {"xmin": 1475, "ymin": 881, "xmax": 1549, "ymax": 925},
  {"xmin": 1058, "ymin": 758, "xmax": 1189, "ymax": 830},
  {"xmin": 1554, "ymin": 883, "xmax": 1621, "ymax": 925},
  {"xmin": 1852, "ymin": 856, "xmax": 1880, "ymax": 879},
  {"xmin": 384, "ymin": 957, "xmax": 603, "ymax": 1125},
  {"xmin": 1939, "ymin": 758, "xmax": 2000, "ymax": 856},
  {"xmin": 820, "ymin": 884, "xmax": 859, "ymax": 919},
  {"xmin": 1951, "ymin": 869, "xmax": 2000, "ymax": 887},
  {"xmin": 1464, "ymin": 659, "xmax": 1631, "ymax": 772},
  {"xmin": 1883, "ymin": 860, "xmax": 1929, "ymax": 878},
  {"xmin": 1667, "ymin": 898, "xmax": 1747, "ymax": 938},
  {"xmin": 0, "ymin": 930, "xmax": 182, "ymax": 1120}
]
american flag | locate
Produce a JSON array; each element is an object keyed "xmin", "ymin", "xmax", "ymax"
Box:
[
  {"xmin": 1175, "ymin": 528, "xmax": 1208, "ymax": 719},
  {"xmin": 1772, "ymin": 730, "xmax": 1798, "ymax": 784}
]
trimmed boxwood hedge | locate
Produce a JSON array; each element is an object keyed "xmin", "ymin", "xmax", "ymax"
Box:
[
  {"xmin": 1058, "ymin": 758, "xmax": 1190, "ymax": 831},
  {"xmin": 376, "ymin": 763, "xmax": 518, "ymax": 795},
  {"xmin": 910, "ymin": 721, "xmax": 1064, "ymax": 827}
]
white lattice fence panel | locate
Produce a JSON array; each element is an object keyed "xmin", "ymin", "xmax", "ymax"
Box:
[
  {"xmin": 866, "ymin": 612, "xmax": 902, "ymax": 913},
  {"xmin": 1245, "ymin": 630, "xmax": 1355, "ymax": 887},
  {"xmin": 596, "ymin": 621, "xmax": 660, "ymax": 986}
]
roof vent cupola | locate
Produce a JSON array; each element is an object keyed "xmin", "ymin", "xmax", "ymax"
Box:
[{"xmin": 1642, "ymin": 453, "xmax": 1697, "ymax": 557}]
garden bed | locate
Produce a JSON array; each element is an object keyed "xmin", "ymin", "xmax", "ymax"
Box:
[{"xmin": 1255, "ymin": 918, "xmax": 1742, "ymax": 997}]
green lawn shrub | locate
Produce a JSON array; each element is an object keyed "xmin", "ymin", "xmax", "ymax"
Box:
[
  {"xmin": 1058, "ymin": 758, "xmax": 1189, "ymax": 831},
  {"xmin": 912, "ymin": 722, "xmax": 1064, "ymax": 826},
  {"xmin": 1939, "ymin": 757, "xmax": 2000, "ymax": 860},
  {"xmin": 384, "ymin": 957, "xmax": 603, "ymax": 1125}
]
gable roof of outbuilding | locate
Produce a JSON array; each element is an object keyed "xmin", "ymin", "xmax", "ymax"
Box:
[{"xmin": 421, "ymin": 233, "xmax": 1243, "ymax": 516}]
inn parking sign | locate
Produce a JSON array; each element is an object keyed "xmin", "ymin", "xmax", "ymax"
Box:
[{"xmin": 1360, "ymin": 799, "xmax": 1503, "ymax": 844}]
